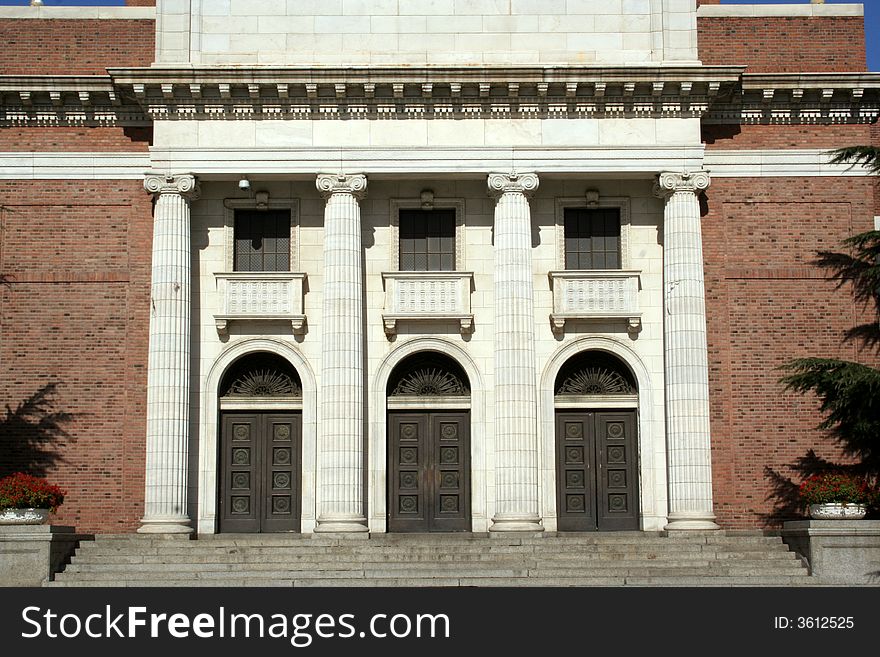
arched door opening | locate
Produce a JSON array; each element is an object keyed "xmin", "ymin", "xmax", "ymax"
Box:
[
  {"xmin": 218, "ymin": 352, "xmax": 303, "ymax": 533},
  {"xmin": 554, "ymin": 350, "xmax": 640, "ymax": 531},
  {"xmin": 386, "ymin": 351, "xmax": 471, "ymax": 532}
]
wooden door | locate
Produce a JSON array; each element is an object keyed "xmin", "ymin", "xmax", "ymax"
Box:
[
  {"xmin": 388, "ymin": 411, "xmax": 470, "ymax": 532},
  {"xmin": 556, "ymin": 410, "xmax": 638, "ymax": 531},
  {"xmin": 219, "ymin": 412, "xmax": 301, "ymax": 533}
]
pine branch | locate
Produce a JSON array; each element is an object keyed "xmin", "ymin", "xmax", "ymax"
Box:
[{"xmin": 828, "ymin": 146, "xmax": 880, "ymax": 174}]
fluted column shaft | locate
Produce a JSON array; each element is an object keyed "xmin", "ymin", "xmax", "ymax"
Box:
[
  {"xmin": 139, "ymin": 173, "xmax": 199, "ymax": 534},
  {"xmin": 488, "ymin": 172, "xmax": 543, "ymax": 532},
  {"xmin": 314, "ymin": 173, "xmax": 369, "ymax": 533},
  {"xmin": 656, "ymin": 171, "xmax": 720, "ymax": 531}
]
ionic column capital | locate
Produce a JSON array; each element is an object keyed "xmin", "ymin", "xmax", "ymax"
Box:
[
  {"xmin": 487, "ymin": 172, "xmax": 539, "ymax": 200},
  {"xmin": 144, "ymin": 172, "xmax": 200, "ymax": 200},
  {"xmin": 316, "ymin": 173, "xmax": 368, "ymax": 200},
  {"xmin": 653, "ymin": 170, "xmax": 710, "ymax": 198}
]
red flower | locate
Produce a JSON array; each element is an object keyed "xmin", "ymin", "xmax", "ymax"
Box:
[
  {"xmin": 798, "ymin": 472, "xmax": 878, "ymax": 507},
  {"xmin": 0, "ymin": 472, "xmax": 66, "ymax": 512}
]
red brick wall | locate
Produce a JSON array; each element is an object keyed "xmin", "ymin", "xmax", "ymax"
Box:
[
  {"xmin": 0, "ymin": 127, "xmax": 151, "ymax": 152},
  {"xmin": 698, "ymin": 17, "xmax": 866, "ymax": 73},
  {"xmin": 0, "ymin": 180, "xmax": 152, "ymax": 533},
  {"xmin": 703, "ymin": 124, "xmax": 874, "ymax": 150},
  {"xmin": 703, "ymin": 177, "xmax": 876, "ymax": 528},
  {"xmin": 0, "ymin": 19, "xmax": 154, "ymax": 75}
]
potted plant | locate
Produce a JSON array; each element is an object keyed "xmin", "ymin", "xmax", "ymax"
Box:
[
  {"xmin": 798, "ymin": 472, "xmax": 877, "ymax": 520},
  {"xmin": 0, "ymin": 472, "xmax": 66, "ymax": 524}
]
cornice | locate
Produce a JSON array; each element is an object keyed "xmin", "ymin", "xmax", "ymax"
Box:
[
  {"xmin": 0, "ymin": 75, "xmax": 146, "ymax": 127},
  {"xmin": 1, "ymin": 68, "xmax": 877, "ymax": 128},
  {"xmin": 103, "ymin": 65, "xmax": 743, "ymax": 122},
  {"xmin": 704, "ymin": 72, "xmax": 880, "ymax": 125}
]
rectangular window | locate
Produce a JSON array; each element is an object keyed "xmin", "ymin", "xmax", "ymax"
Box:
[
  {"xmin": 564, "ymin": 208, "xmax": 621, "ymax": 270},
  {"xmin": 399, "ymin": 209, "xmax": 455, "ymax": 271},
  {"xmin": 234, "ymin": 210, "xmax": 291, "ymax": 272}
]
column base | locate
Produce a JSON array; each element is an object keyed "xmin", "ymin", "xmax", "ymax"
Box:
[
  {"xmin": 137, "ymin": 515, "xmax": 194, "ymax": 535},
  {"xmin": 664, "ymin": 512, "xmax": 720, "ymax": 531},
  {"xmin": 313, "ymin": 514, "xmax": 369, "ymax": 534},
  {"xmin": 489, "ymin": 513, "xmax": 544, "ymax": 533}
]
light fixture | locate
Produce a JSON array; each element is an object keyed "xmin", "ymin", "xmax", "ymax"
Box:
[{"xmin": 238, "ymin": 177, "xmax": 251, "ymax": 191}]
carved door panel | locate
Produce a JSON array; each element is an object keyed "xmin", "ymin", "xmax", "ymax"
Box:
[
  {"xmin": 595, "ymin": 412, "xmax": 638, "ymax": 530},
  {"xmin": 388, "ymin": 412, "xmax": 470, "ymax": 532},
  {"xmin": 556, "ymin": 411, "xmax": 638, "ymax": 531},
  {"xmin": 220, "ymin": 412, "xmax": 301, "ymax": 533}
]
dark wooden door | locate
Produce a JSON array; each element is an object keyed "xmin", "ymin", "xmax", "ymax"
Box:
[
  {"xmin": 219, "ymin": 412, "xmax": 301, "ymax": 533},
  {"xmin": 388, "ymin": 411, "xmax": 470, "ymax": 532},
  {"xmin": 556, "ymin": 410, "xmax": 638, "ymax": 531}
]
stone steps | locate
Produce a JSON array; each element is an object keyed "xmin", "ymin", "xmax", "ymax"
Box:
[
  {"xmin": 49, "ymin": 532, "xmax": 811, "ymax": 587},
  {"xmin": 68, "ymin": 552, "xmax": 797, "ymax": 565},
  {"xmin": 62, "ymin": 559, "xmax": 806, "ymax": 574}
]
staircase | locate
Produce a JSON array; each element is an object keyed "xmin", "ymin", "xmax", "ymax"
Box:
[{"xmin": 48, "ymin": 532, "xmax": 812, "ymax": 587}]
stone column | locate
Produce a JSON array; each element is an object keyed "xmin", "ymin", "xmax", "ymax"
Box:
[
  {"xmin": 655, "ymin": 170, "xmax": 720, "ymax": 531},
  {"xmin": 487, "ymin": 172, "xmax": 543, "ymax": 532},
  {"xmin": 139, "ymin": 173, "xmax": 199, "ymax": 534},
  {"xmin": 314, "ymin": 173, "xmax": 369, "ymax": 533}
]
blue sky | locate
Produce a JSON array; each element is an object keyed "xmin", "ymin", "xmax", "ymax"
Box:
[{"xmin": 0, "ymin": 0, "xmax": 877, "ymax": 71}]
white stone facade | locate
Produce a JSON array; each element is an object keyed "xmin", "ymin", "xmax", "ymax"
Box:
[
  {"xmin": 156, "ymin": 0, "xmax": 698, "ymax": 66},
  {"xmin": 183, "ymin": 174, "xmax": 675, "ymax": 534},
  {"xmin": 138, "ymin": 0, "xmax": 722, "ymax": 535}
]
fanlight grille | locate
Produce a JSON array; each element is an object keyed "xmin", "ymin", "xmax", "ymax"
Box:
[
  {"xmin": 557, "ymin": 367, "xmax": 635, "ymax": 395},
  {"xmin": 226, "ymin": 369, "xmax": 301, "ymax": 397},
  {"xmin": 391, "ymin": 368, "xmax": 469, "ymax": 396}
]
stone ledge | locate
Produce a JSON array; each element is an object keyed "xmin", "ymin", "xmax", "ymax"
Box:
[
  {"xmin": 0, "ymin": 525, "xmax": 93, "ymax": 587},
  {"xmin": 782, "ymin": 520, "xmax": 880, "ymax": 585},
  {"xmin": 698, "ymin": 4, "xmax": 863, "ymax": 18},
  {"xmin": 0, "ymin": 7, "xmax": 155, "ymax": 20}
]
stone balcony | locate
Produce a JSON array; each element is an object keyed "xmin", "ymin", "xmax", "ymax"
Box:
[
  {"xmin": 381, "ymin": 271, "xmax": 474, "ymax": 338},
  {"xmin": 213, "ymin": 272, "xmax": 306, "ymax": 337},
  {"xmin": 548, "ymin": 270, "xmax": 642, "ymax": 337}
]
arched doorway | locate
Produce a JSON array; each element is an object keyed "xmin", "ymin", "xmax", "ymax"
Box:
[
  {"xmin": 217, "ymin": 352, "xmax": 303, "ymax": 533},
  {"xmin": 386, "ymin": 351, "xmax": 471, "ymax": 532},
  {"xmin": 554, "ymin": 350, "xmax": 639, "ymax": 531}
]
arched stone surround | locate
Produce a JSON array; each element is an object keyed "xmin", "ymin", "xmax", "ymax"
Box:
[
  {"xmin": 196, "ymin": 338, "xmax": 318, "ymax": 534},
  {"xmin": 370, "ymin": 337, "xmax": 488, "ymax": 533},
  {"xmin": 539, "ymin": 336, "xmax": 667, "ymax": 532}
]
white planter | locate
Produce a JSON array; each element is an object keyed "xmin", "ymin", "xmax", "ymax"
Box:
[
  {"xmin": 809, "ymin": 503, "xmax": 867, "ymax": 520},
  {"xmin": 0, "ymin": 508, "xmax": 50, "ymax": 525}
]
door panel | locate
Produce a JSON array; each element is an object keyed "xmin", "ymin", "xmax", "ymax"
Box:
[
  {"xmin": 430, "ymin": 414, "xmax": 470, "ymax": 531},
  {"xmin": 262, "ymin": 414, "xmax": 301, "ymax": 533},
  {"xmin": 220, "ymin": 412, "xmax": 301, "ymax": 533},
  {"xmin": 388, "ymin": 414, "xmax": 429, "ymax": 532},
  {"xmin": 595, "ymin": 413, "xmax": 638, "ymax": 530},
  {"xmin": 555, "ymin": 410, "xmax": 638, "ymax": 531},
  {"xmin": 388, "ymin": 411, "xmax": 470, "ymax": 532}
]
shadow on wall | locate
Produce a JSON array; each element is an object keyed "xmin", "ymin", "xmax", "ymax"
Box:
[
  {"xmin": 0, "ymin": 274, "xmax": 76, "ymax": 477},
  {"xmin": 0, "ymin": 382, "xmax": 76, "ymax": 479}
]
